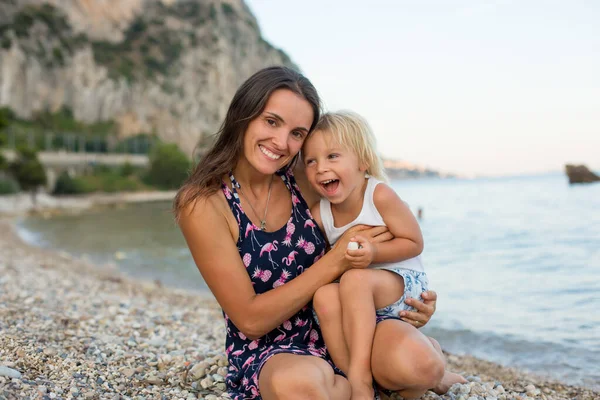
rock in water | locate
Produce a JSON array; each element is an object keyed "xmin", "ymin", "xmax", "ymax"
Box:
[{"xmin": 565, "ymin": 164, "xmax": 600, "ymax": 184}]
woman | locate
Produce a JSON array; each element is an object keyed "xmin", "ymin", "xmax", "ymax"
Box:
[{"xmin": 175, "ymin": 66, "xmax": 442, "ymax": 400}]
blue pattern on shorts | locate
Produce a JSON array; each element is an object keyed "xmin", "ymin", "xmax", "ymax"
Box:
[{"xmin": 375, "ymin": 269, "xmax": 429, "ymax": 323}]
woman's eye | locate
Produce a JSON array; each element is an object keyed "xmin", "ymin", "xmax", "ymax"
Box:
[
  {"xmin": 291, "ymin": 131, "xmax": 303, "ymax": 139},
  {"xmin": 266, "ymin": 118, "xmax": 276, "ymax": 126}
]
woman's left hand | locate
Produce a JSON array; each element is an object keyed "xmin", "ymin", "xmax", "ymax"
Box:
[{"xmin": 399, "ymin": 290, "xmax": 437, "ymax": 328}]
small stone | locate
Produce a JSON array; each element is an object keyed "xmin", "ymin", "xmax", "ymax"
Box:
[
  {"xmin": 122, "ymin": 368, "xmax": 135, "ymax": 377},
  {"xmin": 0, "ymin": 366, "xmax": 22, "ymax": 379},
  {"xmin": 217, "ymin": 366, "xmax": 228, "ymax": 377},
  {"xmin": 145, "ymin": 375, "xmax": 163, "ymax": 385},
  {"xmin": 212, "ymin": 373, "xmax": 224, "ymax": 382},
  {"xmin": 38, "ymin": 385, "xmax": 48, "ymax": 394},
  {"xmin": 200, "ymin": 375, "xmax": 214, "ymax": 389}
]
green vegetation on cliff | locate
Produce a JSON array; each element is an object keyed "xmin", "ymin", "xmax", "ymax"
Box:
[{"xmin": 0, "ymin": 4, "xmax": 86, "ymax": 66}]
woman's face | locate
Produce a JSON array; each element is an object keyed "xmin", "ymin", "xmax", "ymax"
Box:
[{"xmin": 242, "ymin": 89, "xmax": 314, "ymax": 175}]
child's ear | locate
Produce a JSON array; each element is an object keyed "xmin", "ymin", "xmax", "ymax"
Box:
[{"xmin": 359, "ymin": 163, "xmax": 368, "ymax": 173}]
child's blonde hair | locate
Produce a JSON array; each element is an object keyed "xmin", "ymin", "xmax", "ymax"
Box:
[{"xmin": 312, "ymin": 110, "xmax": 388, "ymax": 182}]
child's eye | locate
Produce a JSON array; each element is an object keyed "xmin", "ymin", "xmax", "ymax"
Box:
[
  {"xmin": 305, "ymin": 159, "xmax": 315, "ymax": 166},
  {"xmin": 328, "ymin": 153, "xmax": 339, "ymax": 159}
]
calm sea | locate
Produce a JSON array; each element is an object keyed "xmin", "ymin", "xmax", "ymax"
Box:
[{"xmin": 16, "ymin": 173, "xmax": 600, "ymax": 388}]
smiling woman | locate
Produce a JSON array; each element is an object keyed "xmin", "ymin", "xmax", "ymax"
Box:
[{"xmin": 173, "ymin": 66, "xmax": 439, "ymax": 400}]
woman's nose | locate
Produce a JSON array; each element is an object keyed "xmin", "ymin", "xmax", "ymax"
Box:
[{"xmin": 272, "ymin": 128, "xmax": 288, "ymax": 149}]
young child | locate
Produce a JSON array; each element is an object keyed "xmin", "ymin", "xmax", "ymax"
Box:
[{"xmin": 303, "ymin": 111, "xmax": 464, "ymax": 399}]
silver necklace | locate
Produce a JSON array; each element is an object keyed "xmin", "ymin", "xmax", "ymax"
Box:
[{"xmin": 237, "ymin": 175, "xmax": 274, "ymax": 231}]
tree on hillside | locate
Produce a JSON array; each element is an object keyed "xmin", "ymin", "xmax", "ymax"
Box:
[
  {"xmin": 146, "ymin": 143, "xmax": 190, "ymax": 190},
  {"xmin": 10, "ymin": 147, "xmax": 47, "ymax": 203}
]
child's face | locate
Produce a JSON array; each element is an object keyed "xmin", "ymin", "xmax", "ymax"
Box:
[{"xmin": 303, "ymin": 130, "xmax": 366, "ymax": 204}]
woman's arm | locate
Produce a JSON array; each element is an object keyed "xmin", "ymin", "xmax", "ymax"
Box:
[
  {"xmin": 371, "ymin": 183, "xmax": 424, "ymax": 263},
  {"xmin": 179, "ymin": 194, "xmax": 351, "ymax": 340}
]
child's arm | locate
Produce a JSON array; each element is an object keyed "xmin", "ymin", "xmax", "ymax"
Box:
[{"xmin": 346, "ymin": 184, "xmax": 423, "ymax": 266}]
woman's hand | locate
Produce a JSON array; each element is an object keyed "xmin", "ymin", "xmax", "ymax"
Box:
[{"xmin": 399, "ymin": 290, "xmax": 437, "ymax": 328}]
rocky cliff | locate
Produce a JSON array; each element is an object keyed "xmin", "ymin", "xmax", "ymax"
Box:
[{"xmin": 0, "ymin": 0, "xmax": 295, "ymax": 155}]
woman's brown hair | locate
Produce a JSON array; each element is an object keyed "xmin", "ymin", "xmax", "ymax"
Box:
[{"xmin": 173, "ymin": 66, "xmax": 321, "ymax": 219}]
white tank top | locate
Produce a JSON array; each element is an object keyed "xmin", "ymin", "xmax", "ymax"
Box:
[{"xmin": 319, "ymin": 177, "xmax": 425, "ymax": 272}]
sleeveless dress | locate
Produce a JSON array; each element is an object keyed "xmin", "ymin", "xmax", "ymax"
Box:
[{"xmin": 221, "ymin": 169, "xmax": 335, "ymax": 399}]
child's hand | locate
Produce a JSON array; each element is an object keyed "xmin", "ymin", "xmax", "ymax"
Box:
[{"xmin": 345, "ymin": 235, "xmax": 376, "ymax": 268}]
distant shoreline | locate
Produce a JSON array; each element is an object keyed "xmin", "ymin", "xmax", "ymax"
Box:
[{"xmin": 0, "ymin": 190, "xmax": 177, "ymax": 217}]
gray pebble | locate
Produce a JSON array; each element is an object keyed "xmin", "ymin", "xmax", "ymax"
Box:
[{"xmin": 0, "ymin": 366, "xmax": 22, "ymax": 379}]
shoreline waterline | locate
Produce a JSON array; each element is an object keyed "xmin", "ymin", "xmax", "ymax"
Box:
[{"xmin": 1, "ymin": 218, "xmax": 599, "ymax": 399}]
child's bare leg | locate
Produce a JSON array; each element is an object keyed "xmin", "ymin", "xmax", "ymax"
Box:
[
  {"xmin": 313, "ymin": 283, "xmax": 350, "ymax": 373},
  {"xmin": 427, "ymin": 337, "xmax": 467, "ymax": 394},
  {"xmin": 339, "ymin": 269, "xmax": 405, "ymax": 400}
]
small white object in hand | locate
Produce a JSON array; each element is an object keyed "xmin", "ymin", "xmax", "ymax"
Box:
[{"xmin": 347, "ymin": 241, "xmax": 359, "ymax": 251}]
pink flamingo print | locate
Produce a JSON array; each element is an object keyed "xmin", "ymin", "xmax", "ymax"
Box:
[
  {"xmin": 294, "ymin": 317, "xmax": 308, "ymax": 327},
  {"xmin": 245, "ymin": 223, "xmax": 262, "ymax": 251},
  {"xmin": 246, "ymin": 384, "xmax": 260, "ymax": 399},
  {"xmin": 296, "ymin": 265, "xmax": 304, "ymax": 275},
  {"xmin": 223, "ymin": 185, "xmax": 233, "ymax": 199},
  {"xmin": 283, "ymin": 319, "xmax": 293, "ymax": 330},
  {"xmin": 281, "ymin": 250, "xmax": 298, "ymax": 266},
  {"xmin": 226, "ymin": 343, "xmax": 234, "ymax": 355},
  {"xmin": 290, "ymin": 193, "xmax": 306, "ymax": 222},
  {"xmin": 296, "ymin": 236, "xmax": 315, "ymax": 255},
  {"xmin": 272, "ymin": 269, "xmax": 291, "ymax": 288},
  {"xmin": 259, "ymin": 347, "xmax": 272, "ymax": 360},
  {"xmin": 260, "ymin": 240, "xmax": 279, "ymax": 267},
  {"xmin": 274, "ymin": 327, "xmax": 288, "ymax": 342},
  {"xmin": 242, "ymin": 353, "xmax": 257, "ymax": 369},
  {"xmin": 306, "ymin": 208, "xmax": 314, "ymax": 219},
  {"xmin": 277, "ymin": 333, "xmax": 299, "ymax": 349},
  {"xmin": 248, "ymin": 339, "xmax": 259, "ymax": 350},
  {"xmin": 304, "ymin": 220, "xmax": 322, "ymax": 244},
  {"xmin": 238, "ymin": 331, "xmax": 247, "ymax": 340},
  {"xmin": 282, "ymin": 218, "xmax": 295, "ymax": 247},
  {"xmin": 231, "ymin": 344, "xmax": 248, "ymax": 360},
  {"xmin": 252, "ymin": 266, "xmax": 272, "ymax": 282}
]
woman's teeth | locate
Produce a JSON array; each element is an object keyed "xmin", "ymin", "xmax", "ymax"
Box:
[{"xmin": 259, "ymin": 145, "xmax": 281, "ymax": 160}]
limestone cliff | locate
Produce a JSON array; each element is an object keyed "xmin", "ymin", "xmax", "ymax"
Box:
[{"xmin": 0, "ymin": 0, "xmax": 296, "ymax": 154}]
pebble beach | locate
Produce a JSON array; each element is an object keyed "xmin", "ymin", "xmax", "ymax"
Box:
[{"xmin": 1, "ymin": 217, "xmax": 598, "ymax": 400}]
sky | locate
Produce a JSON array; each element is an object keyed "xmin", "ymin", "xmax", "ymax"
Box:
[{"xmin": 245, "ymin": 0, "xmax": 600, "ymax": 177}]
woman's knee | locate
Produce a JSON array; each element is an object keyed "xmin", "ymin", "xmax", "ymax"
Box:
[
  {"xmin": 260, "ymin": 355, "xmax": 344, "ymax": 400},
  {"xmin": 372, "ymin": 322, "xmax": 445, "ymax": 390},
  {"xmin": 313, "ymin": 283, "xmax": 341, "ymax": 320}
]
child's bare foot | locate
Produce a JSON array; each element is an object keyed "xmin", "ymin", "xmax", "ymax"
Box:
[{"xmin": 432, "ymin": 370, "xmax": 467, "ymax": 395}]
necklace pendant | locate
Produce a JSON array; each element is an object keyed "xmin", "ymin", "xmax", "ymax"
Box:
[{"xmin": 260, "ymin": 220, "xmax": 267, "ymax": 231}]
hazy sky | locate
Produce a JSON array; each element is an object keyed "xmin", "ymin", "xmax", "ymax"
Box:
[{"xmin": 245, "ymin": 0, "xmax": 599, "ymax": 176}]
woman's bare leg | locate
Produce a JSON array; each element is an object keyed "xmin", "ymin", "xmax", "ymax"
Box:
[
  {"xmin": 371, "ymin": 320, "xmax": 445, "ymax": 399},
  {"xmin": 313, "ymin": 283, "xmax": 350, "ymax": 373},
  {"xmin": 339, "ymin": 269, "xmax": 405, "ymax": 400},
  {"xmin": 259, "ymin": 353, "xmax": 351, "ymax": 400}
]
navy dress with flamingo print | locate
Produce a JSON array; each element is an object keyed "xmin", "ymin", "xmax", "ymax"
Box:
[{"xmin": 221, "ymin": 169, "xmax": 334, "ymax": 399}]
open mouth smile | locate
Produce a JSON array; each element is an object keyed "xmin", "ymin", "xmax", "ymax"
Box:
[
  {"xmin": 259, "ymin": 145, "xmax": 282, "ymax": 161},
  {"xmin": 319, "ymin": 179, "xmax": 340, "ymax": 194}
]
